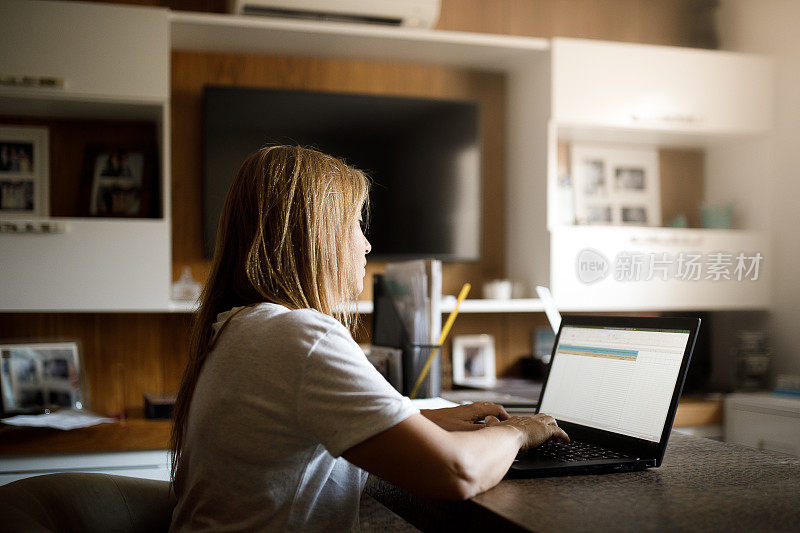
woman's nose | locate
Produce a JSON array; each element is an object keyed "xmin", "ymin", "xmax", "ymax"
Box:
[{"xmin": 364, "ymin": 237, "xmax": 372, "ymax": 254}]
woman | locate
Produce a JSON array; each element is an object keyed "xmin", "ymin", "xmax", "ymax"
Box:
[{"xmin": 169, "ymin": 146, "xmax": 568, "ymax": 532}]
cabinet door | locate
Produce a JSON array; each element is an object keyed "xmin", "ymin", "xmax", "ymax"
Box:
[
  {"xmin": 0, "ymin": 450, "xmax": 171, "ymax": 486},
  {"xmin": 0, "ymin": 220, "xmax": 170, "ymax": 311},
  {"xmin": 550, "ymin": 226, "xmax": 770, "ymax": 311},
  {"xmin": 0, "ymin": 0, "xmax": 168, "ymax": 101},
  {"xmin": 552, "ymin": 38, "xmax": 773, "ymax": 136}
]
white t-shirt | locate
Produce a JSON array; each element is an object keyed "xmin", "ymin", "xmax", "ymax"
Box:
[{"xmin": 170, "ymin": 303, "xmax": 418, "ymax": 532}]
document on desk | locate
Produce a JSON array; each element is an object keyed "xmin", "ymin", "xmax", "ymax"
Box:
[
  {"xmin": 409, "ymin": 397, "xmax": 458, "ymax": 410},
  {"xmin": 1, "ymin": 409, "xmax": 115, "ymax": 430}
]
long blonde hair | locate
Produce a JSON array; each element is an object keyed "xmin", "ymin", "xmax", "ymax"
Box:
[{"xmin": 170, "ymin": 146, "xmax": 370, "ymax": 485}]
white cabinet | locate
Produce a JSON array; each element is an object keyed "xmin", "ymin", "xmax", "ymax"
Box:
[
  {"xmin": 552, "ymin": 38, "xmax": 773, "ymax": 137},
  {"xmin": 0, "ymin": 0, "xmax": 171, "ymax": 311},
  {"xmin": 550, "ymin": 226, "xmax": 771, "ymax": 310},
  {"xmin": 0, "ymin": 220, "xmax": 171, "ymax": 311},
  {"xmin": 725, "ymin": 393, "xmax": 800, "ymax": 457},
  {"xmin": 522, "ymin": 38, "xmax": 777, "ymax": 310},
  {"xmin": 0, "ymin": 0, "xmax": 169, "ymax": 102}
]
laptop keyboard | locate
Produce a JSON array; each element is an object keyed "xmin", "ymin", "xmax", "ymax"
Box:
[{"xmin": 526, "ymin": 440, "xmax": 632, "ymax": 462}]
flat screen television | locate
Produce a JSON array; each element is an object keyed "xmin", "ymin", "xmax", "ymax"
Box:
[{"xmin": 203, "ymin": 86, "xmax": 481, "ymax": 261}]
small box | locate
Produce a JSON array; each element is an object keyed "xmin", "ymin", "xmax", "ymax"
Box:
[{"xmin": 144, "ymin": 392, "xmax": 176, "ymax": 419}]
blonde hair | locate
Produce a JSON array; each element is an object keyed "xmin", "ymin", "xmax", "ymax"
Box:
[{"xmin": 170, "ymin": 145, "xmax": 370, "ymax": 485}]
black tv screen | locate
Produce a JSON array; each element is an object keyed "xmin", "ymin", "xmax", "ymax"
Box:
[{"xmin": 203, "ymin": 86, "xmax": 481, "ymax": 261}]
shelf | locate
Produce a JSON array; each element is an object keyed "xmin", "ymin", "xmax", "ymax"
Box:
[
  {"xmin": 169, "ymin": 11, "xmax": 549, "ymax": 72},
  {"xmin": 556, "ymin": 122, "xmax": 769, "ymax": 150},
  {"xmin": 0, "ymin": 87, "xmax": 166, "ymax": 121},
  {"xmin": 441, "ymin": 297, "xmax": 545, "ymax": 313},
  {"xmin": 167, "ymin": 298, "xmax": 546, "ymax": 315}
]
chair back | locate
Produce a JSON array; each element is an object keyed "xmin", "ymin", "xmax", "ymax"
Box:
[{"xmin": 0, "ymin": 472, "xmax": 175, "ymax": 533}]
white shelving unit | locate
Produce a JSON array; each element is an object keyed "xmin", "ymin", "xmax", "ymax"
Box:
[
  {"xmin": 2, "ymin": 3, "xmax": 775, "ymax": 313},
  {"xmin": 524, "ymin": 38, "xmax": 775, "ymax": 311},
  {"xmin": 0, "ymin": 0, "xmax": 172, "ymax": 311}
]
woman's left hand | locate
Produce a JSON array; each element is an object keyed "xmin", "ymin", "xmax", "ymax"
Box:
[{"xmin": 421, "ymin": 402, "xmax": 510, "ymax": 431}]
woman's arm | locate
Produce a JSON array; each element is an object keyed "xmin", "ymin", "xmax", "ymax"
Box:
[
  {"xmin": 342, "ymin": 412, "xmax": 568, "ymax": 501},
  {"xmin": 420, "ymin": 402, "xmax": 510, "ymax": 431}
]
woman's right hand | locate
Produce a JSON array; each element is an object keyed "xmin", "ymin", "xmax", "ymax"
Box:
[{"xmin": 484, "ymin": 413, "xmax": 569, "ymax": 451}]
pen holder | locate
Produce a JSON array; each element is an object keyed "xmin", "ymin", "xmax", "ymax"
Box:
[{"xmin": 403, "ymin": 344, "xmax": 441, "ymax": 399}]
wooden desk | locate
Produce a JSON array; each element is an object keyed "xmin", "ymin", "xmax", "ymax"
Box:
[
  {"xmin": 366, "ymin": 433, "xmax": 800, "ymax": 532},
  {"xmin": 0, "ymin": 398, "xmax": 721, "ymax": 455},
  {"xmin": 0, "ymin": 416, "xmax": 170, "ymax": 455}
]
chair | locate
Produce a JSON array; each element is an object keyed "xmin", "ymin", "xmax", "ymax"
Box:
[{"xmin": 0, "ymin": 472, "xmax": 175, "ymax": 533}]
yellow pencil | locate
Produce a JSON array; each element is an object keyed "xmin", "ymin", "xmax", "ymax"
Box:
[{"xmin": 409, "ymin": 283, "xmax": 471, "ymax": 399}]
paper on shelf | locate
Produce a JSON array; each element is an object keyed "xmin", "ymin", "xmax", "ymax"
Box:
[
  {"xmin": 1, "ymin": 409, "xmax": 116, "ymax": 430},
  {"xmin": 536, "ymin": 285, "xmax": 562, "ymax": 334}
]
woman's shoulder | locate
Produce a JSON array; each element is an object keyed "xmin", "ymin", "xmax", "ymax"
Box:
[{"xmin": 224, "ymin": 303, "xmax": 348, "ymax": 347}]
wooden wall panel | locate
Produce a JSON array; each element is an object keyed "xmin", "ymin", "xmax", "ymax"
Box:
[
  {"xmin": 437, "ymin": 0, "xmax": 700, "ymax": 47},
  {"xmin": 0, "ymin": 313, "xmax": 191, "ymax": 416},
  {"xmin": 170, "ymin": 51, "xmax": 506, "ymax": 300},
  {"xmin": 659, "ymin": 149, "xmax": 705, "ymax": 228}
]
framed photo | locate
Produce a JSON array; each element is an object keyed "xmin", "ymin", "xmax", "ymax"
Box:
[
  {"xmin": 365, "ymin": 345, "xmax": 403, "ymax": 393},
  {"xmin": 0, "ymin": 125, "xmax": 49, "ymax": 218},
  {"xmin": 86, "ymin": 147, "xmax": 156, "ymax": 217},
  {"xmin": 0, "ymin": 341, "xmax": 83, "ymax": 415},
  {"xmin": 452, "ymin": 334, "xmax": 496, "ymax": 388},
  {"xmin": 571, "ymin": 143, "xmax": 660, "ymax": 226}
]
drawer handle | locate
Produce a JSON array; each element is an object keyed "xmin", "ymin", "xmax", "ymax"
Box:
[
  {"xmin": 630, "ymin": 113, "xmax": 700, "ymax": 124},
  {"xmin": 0, "ymin": 220, "xmax": 66, "ymax": 234},
  {"xmin": 629, "ymin": 235, "xmax": 704, "ymax": 247},
  {"xmin": 0, "ymin": 75, "xmax": 65, "ymax": 89}
]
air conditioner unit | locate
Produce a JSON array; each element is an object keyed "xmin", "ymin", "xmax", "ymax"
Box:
[{"xmin": 228, "ymin": 0, "xmax": 441, "ymax": 29}]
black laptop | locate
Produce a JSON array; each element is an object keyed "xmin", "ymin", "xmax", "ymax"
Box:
[{"xmin": 509, "ymin": 315, "xmax": 701, "ymax": 477}]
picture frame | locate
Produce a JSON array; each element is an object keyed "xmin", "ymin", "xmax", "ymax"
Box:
[
  {"xmin": 0, "ymin": 125, "xmax": 49, "ymax": 218},
  {"xmin": 0, "ymin": 341, "xmax": 83, "ymax": 416},
  {"xmin": 85, "ymin": 146, "xmax": 157, "ymax": 218},
  {"xmin": 570, "ymin": 143, "xmax": 660, "ymax": 227},
  {"xmin": 452, "ymin": 334, "xmax": 496, "ymax": 388}
]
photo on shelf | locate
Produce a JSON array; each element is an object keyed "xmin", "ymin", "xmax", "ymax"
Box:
[
  {"xmin": 0, "ymin": 125, "xmax": 49, "ymax": 218},
  {"xmin": 571, "ymin": 143, "xmax": 660, "ymax": 226},
  {"xmin": 85, "ymin": 146, "xmax": 157, "ymax": 217},
  {"xmin": 0, "ymin": 341, "xmax": 83, "ymax": 416},
  {"xmin": 452, "ymin": 334, "xmax": 496, "ymax": 388},
  {"xmin": 621, "ymin": 205, "xmax": 649, "ymax": 225}
]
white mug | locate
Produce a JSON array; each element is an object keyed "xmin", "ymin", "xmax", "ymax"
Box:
[{"xmin": 483, "ymin": 279, "xmax": 512, "ymax": 300}]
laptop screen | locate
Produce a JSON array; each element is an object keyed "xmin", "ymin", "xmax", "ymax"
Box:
[{"xmin": 539, "ymin": 325, "xmax": 691, "ymax": 442}]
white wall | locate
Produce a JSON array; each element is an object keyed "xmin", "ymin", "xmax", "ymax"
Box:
[{"xmin": 717, "ymin": 0, "xmax": 800, "ymax": 379}]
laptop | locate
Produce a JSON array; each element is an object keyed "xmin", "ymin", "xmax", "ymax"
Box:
[{"xmin": 509, "ymin": 315, "xmax": 701, "ymax": 477}]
